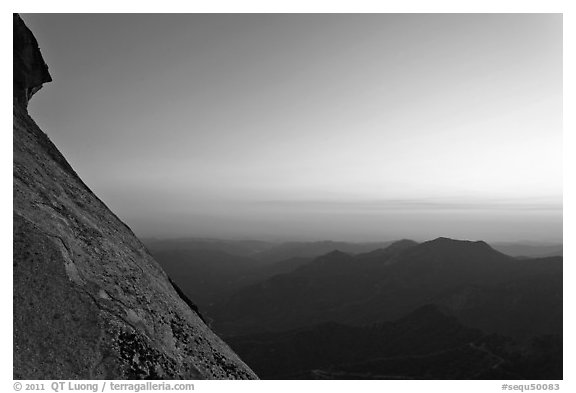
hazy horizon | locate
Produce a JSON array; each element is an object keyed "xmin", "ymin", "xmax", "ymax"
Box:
[
  {"xmin": 141, "ymin": 234, "xmax": 563, "ymax": 247},
  {"xmin": 22, "ymin": 14, "xmax": 562, "ymax": 243}
]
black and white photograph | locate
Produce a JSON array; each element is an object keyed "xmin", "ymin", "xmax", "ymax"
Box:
[{"xmin": 8, "ymin": 3, "xmax": 572, "ymax": 390}]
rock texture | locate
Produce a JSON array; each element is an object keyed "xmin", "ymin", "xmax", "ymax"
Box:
[{"xmin": 13, "ymin": 14, "xmax": 257, "ymax": 380}]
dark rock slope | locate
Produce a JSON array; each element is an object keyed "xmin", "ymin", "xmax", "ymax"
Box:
[
  {"xmin": 13, "ymin": 14, "xmax": 257, "ymax": 380},
  {"xmin": 13, "ymin": 14, "xmax": 52, "ymax": 108}
]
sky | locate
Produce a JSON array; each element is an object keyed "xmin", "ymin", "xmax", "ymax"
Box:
[{"xmin": 21, "ymin": 13, "xmax": 562, "ymax": 242}]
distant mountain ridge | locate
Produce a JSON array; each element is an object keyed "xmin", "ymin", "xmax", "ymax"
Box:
[
  {"xmin": 145, "ymin": 238, "xmax": 396, "ymax": 307},
  {"xmin": 209, "ymin": 237, "xmax": 561, "ymax": 380},
  {"xmin": 144, "ymin": 236, "xmax": 562, "ymax": 259},
  {"xmin": 209, "ymin": 237, "xmax": 561, "ymax": 339},
  {"xmin": 491, "ymin": 242, "xmax": 562, "ymax": 258},
  {"xmin": 145, "ymin": 238, "xmax": 396, "ymax": 260},
  {"xmin": 145, "ymin": 237, "xmax": 563, "ymax": 310},
  {"xmin": 146, "ymin": 236, "xmax": 561, "ymax": 341}
]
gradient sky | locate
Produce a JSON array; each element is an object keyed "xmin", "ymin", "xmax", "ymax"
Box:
[{"xmin": 21, "ymin": 13, "xmax": 562, "ymax": 242}]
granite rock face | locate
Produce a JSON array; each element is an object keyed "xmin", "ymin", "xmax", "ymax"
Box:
[{"xmin": 13, "ymin": 14, "xmax": 257, "ymax": 380}]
